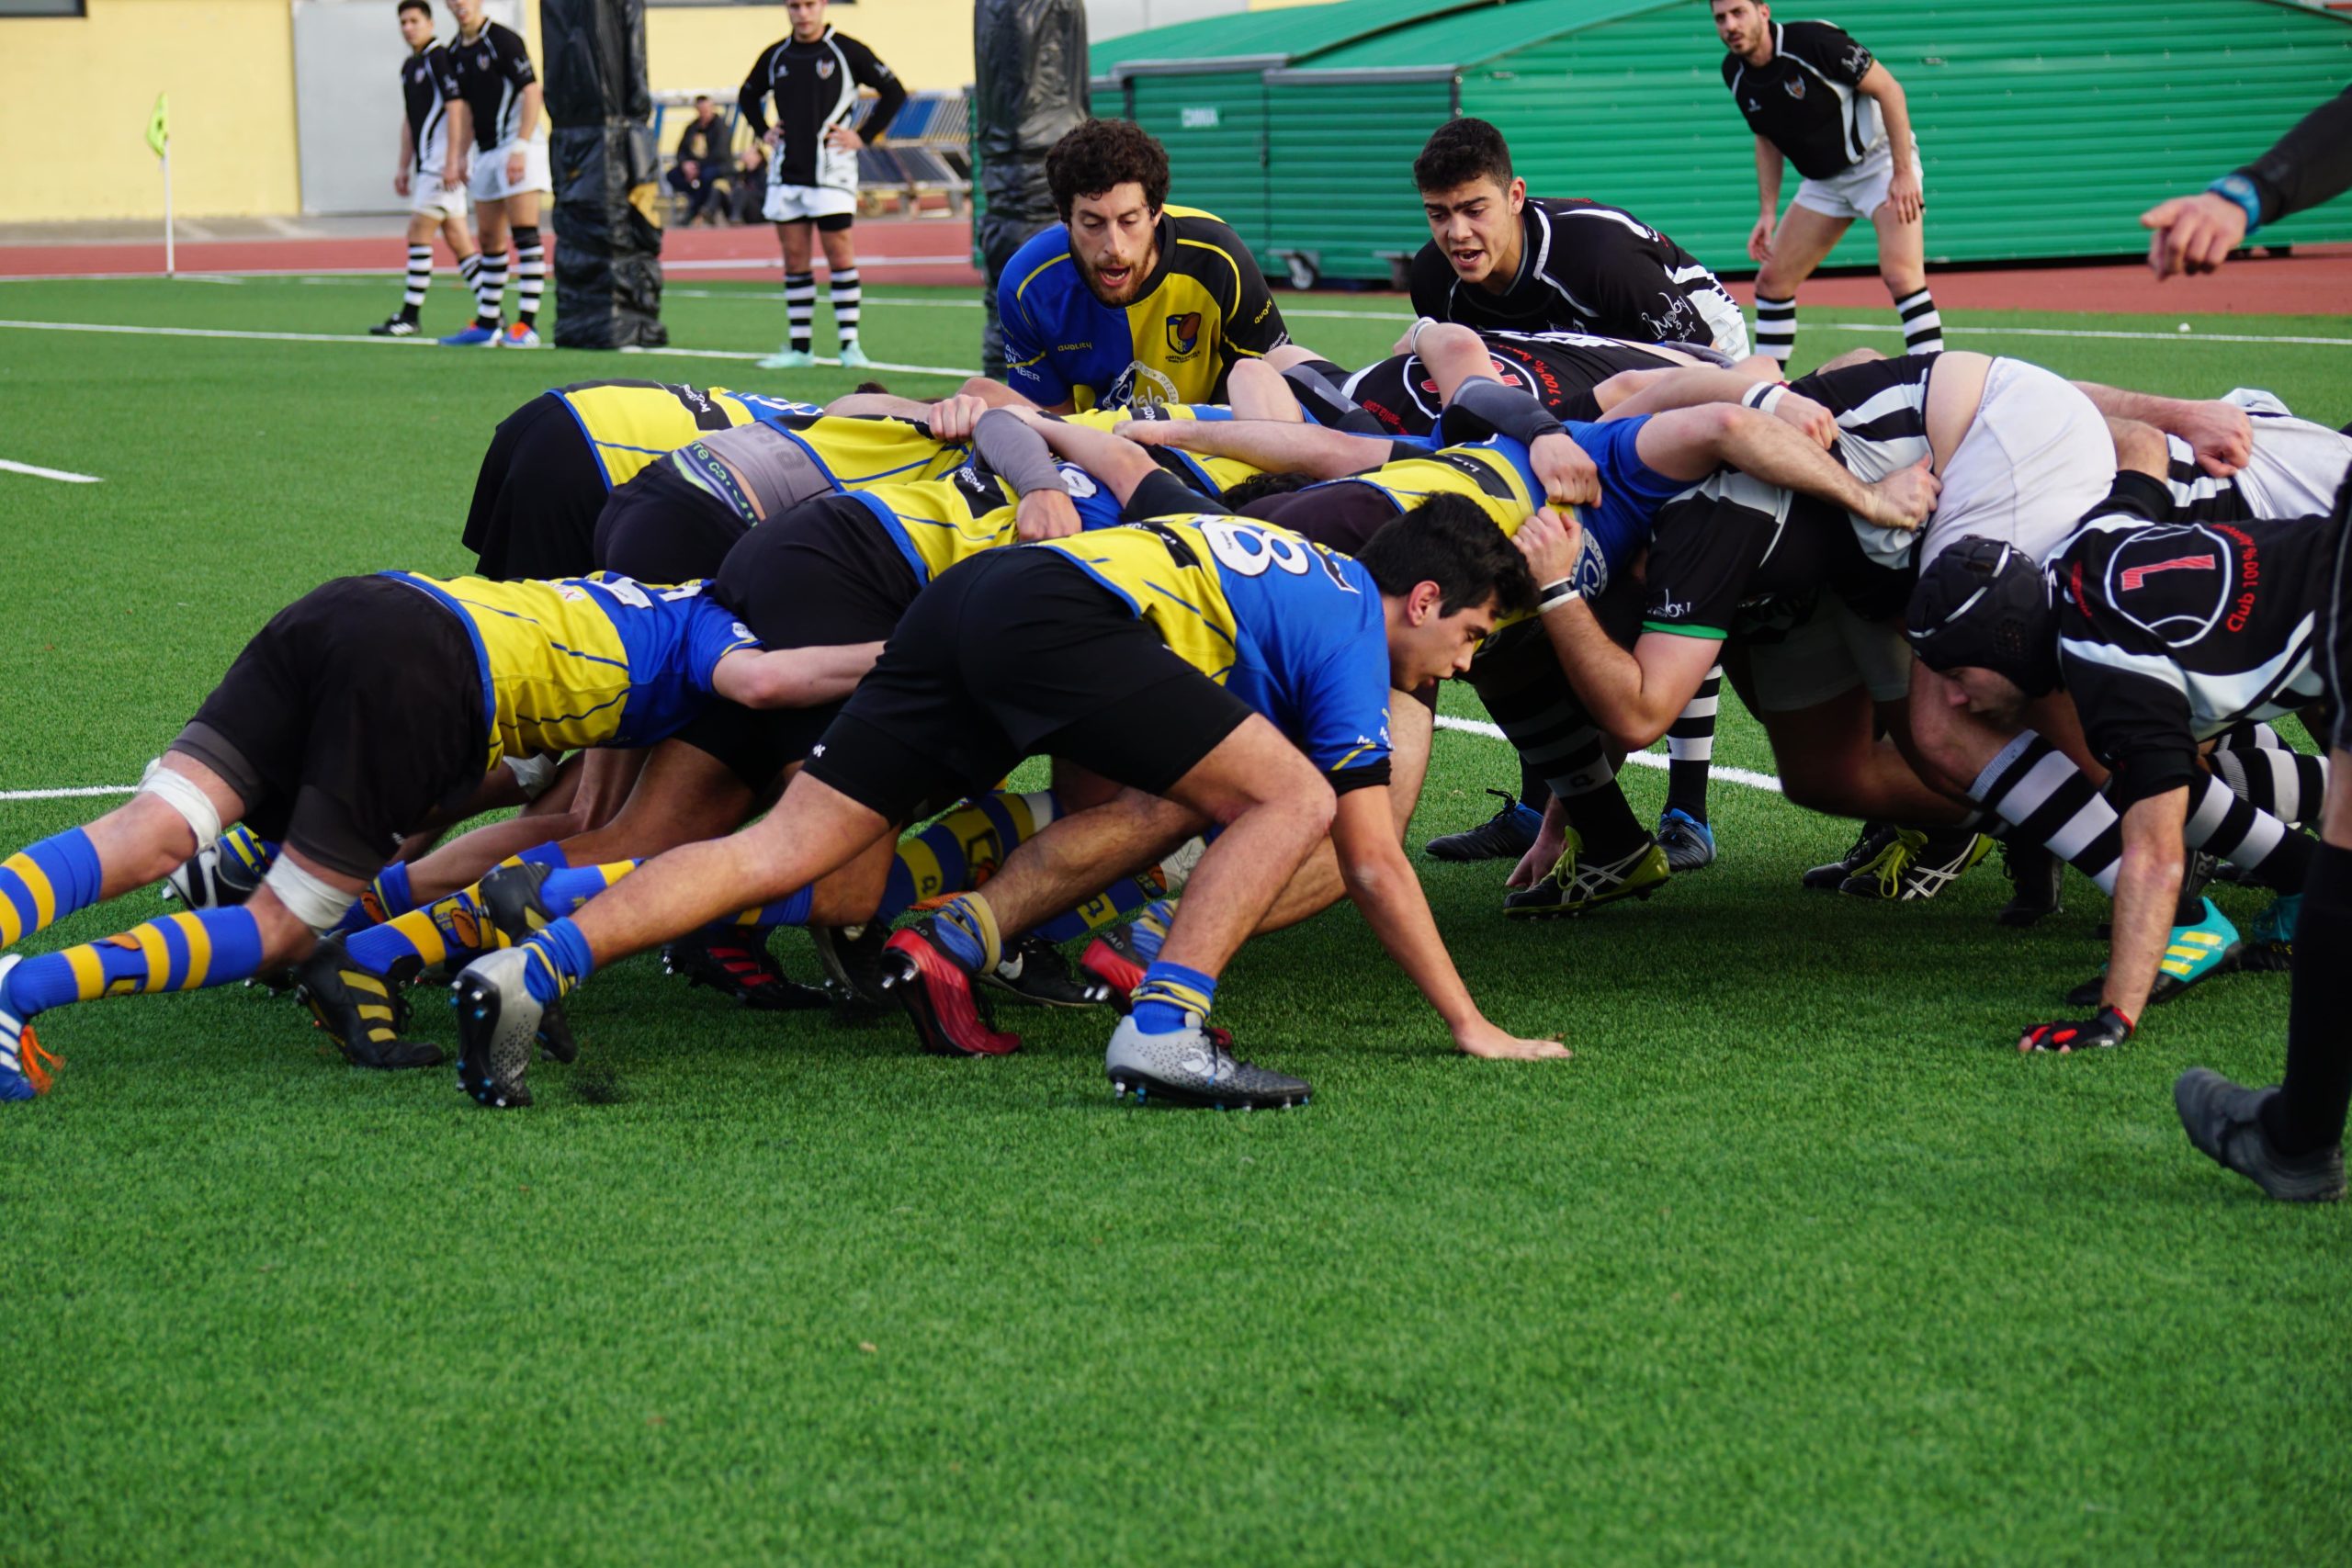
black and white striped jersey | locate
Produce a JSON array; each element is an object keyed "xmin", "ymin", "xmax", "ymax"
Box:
[
  {"xmin": 1789, "ymin": 351, "xmax": 1934, "ymax": 483},
  {"xmin": 2161, "ymin": 394, "xmax": 2352, "ymax": 524},
  {"xmin": 1723, "ymin": 20, "xmax": 1883, "ymax": 180},
  {"xmin": 739, "ymin": 26, "xmax": 906, "ymax": 192},
  {"xmin": 448, "ymin": 20, "xmax": 537, "ymax": 153},
  {"xmin": 1640, "ymin": 471, "xmax": 1908, "ymax": 640},
  {"xmin": 1340, "ymin": 331, "xmax": 1713, "ymax": 438},
  {"xmin": 401, "ymin": 42, "xmax": 462, "ymax": 175},
  {"xmin": 1408, "ymin": 199, "xmax": 1733, "ymax": 349},
  {"xmin": 2049, "ymin": 475, "xmax": 2335, "ymax": 806}
]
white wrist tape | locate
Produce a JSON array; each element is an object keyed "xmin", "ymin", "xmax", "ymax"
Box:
[
  {"xmin": 140, "ymin": 757, "xmax": 224, "ymax": 851},
  {"xmin": 1408, "ymin": 316, "xmax": 1437, "ymax": 354},
  {"xmin": 266, "ymin": 854, "xmax": 358, "ymax": 935},
  {"xmin": 1159, "ymin": 835, "xmax": 1207, "ymax": 896},
  {"xmin": 1740, "ymin": 381, "xmax": 1788, "ymax": 416},
  {"xmin": 504, "ymin": 752, "xmax": 560, "ymax": 801}
]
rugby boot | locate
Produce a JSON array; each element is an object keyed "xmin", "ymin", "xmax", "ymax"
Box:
[
  {"xmin": 368, "ymin": 317, "xmax": 419, "ymax": 338},
  {"xmin": 876, "ymin": 920, "xmax": 1021, "ymax": 1056},
  {"xmin": 1425, "ymin": 789, "xmax": 1542, "ymax": 863},
  {"xmin": 1880, "ymin": 828, "xmax": 1994, "ymax": 901},
  {"xmin": 2174, "ymin": 1069, "xmax": 2346, "ymax": 1202},
  {"xmin": 1080, "ymin": 924, "xmax": 1149, "ymax": 1004},
  {"xmin": 662, "ymin": 927, "xmax": 831, "ymax": 1012},
  {"xmin": 837, "ymin": 343, "xmax": 874, "ymax": 369},
  {"xmin": 757, "ymin": 345, "xmax": 817, "ymax": 370},
  {"xmin": 2064, "ymin": 897, "xmax": 2243, "ymax": 1009},
  {"xmin": 438, "ymin": 323, "xmax": 497, "ymax": 346},
  {"xmin": 1503, "ymin": 829, "xmax": 1670, "ymax": 919},
  {"xmin": 452, "ymin": 947, "xmax": 550, "ymax": 1109},
  {"xmin": 1804, "ymin": 822, "xmax": 1896, "ymax": 892},
  {"xmin": 809, "ymin": 921, "xmax": 892, "ymax": 1010},
  {"xmin": 1655, "ymin": 808, "xmax": 1718, "ymax": 873},
  {"xmin": 292, "ymin": 934, "xmax": 443, "ymax": 1069},
  {"xmin": 1996, "ymin": 840, "xmax": 2064, "ymax": 928},
  {"xmin": 2239, "ymin": 892, "xmax": 2301, "ymax": 973},
  {"xmin": 0, "ymin": 955, "xmax": 61, "ymax": 1101},
  {"xmin": 475, "ymin": 864, "xmax": 584, "ymax": 1060},
  {"xmin": 981, "ymin": 933, "xmax": 1113, "ymax": 1009},
  {"xmin": 163, "ymin": 824, "xmax": 275, "ymax": 909},
  {"xmin": 1105, "ymin": 1013, "xmax": 1311, "ymax": 1111},
  {"xmin": 496, "ymin": 322, "xmax": 541, "ymax": 349}
]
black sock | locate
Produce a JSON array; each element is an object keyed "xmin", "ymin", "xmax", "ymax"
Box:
[
  {"xmin": 1520, "ymin": 756, "xmax": 1549, "ymax": 814},
  {"xmin": 1563, "ymin": 779, "xmax": 1646, "ymax": 863},
  {"xmin": 2264, "ymin": 840, "xmax": 2352, "ymax": 1156}
]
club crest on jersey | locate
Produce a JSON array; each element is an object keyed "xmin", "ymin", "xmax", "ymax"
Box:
[
  {"xmin": 1165, "ymin": 312, "xmax": 1203, "ymax": 358},
  {"xmin": 2105, "ymin": 524, "xmax": 2238, "ymax": 645},
  {"xmin": 816, "ymin": 56, "xmax": 835, "ymax": 79},
  {"xmin": 1783, "ymin": 76, "xmax": 1807, "ymax": 100}
]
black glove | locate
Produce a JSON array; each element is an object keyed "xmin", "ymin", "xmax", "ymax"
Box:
[{"xmin": 2018, "ymin": 1005, "xmax": 2134, "ymax": 1054}]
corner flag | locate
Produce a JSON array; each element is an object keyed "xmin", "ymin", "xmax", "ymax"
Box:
[{"xmin": 145, "ymin": 94, "xmax": 168, "ymax": 158}]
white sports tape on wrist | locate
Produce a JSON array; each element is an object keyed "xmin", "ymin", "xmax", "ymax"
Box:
[
  {"xmin": 266, "ymin": 855, "xmax": 359, "ymax": 935},
  {"xmin": 1740, "ymin": 381, "xmax": 1787, "ymax": 416},
  {"xmin": 504, "ymin": 752, "xmax": 560, "ymax": 800},
  {"xmin": 1159, "ymin": 836, "xmax": 1206, "ymax": 895},
  {"xmin": 140, "ymin": 757, "xmax": 223, "ymax": 850}
]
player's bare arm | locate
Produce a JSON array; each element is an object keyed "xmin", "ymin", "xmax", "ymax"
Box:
[
  {"xmin": 1598, "ymin": 366, "xmax": 1838, "ymax": 446},
  {"xmin": 1633, "ymin": 401, "xmax": 1937, "ymax": 529},
  {"xmin": 710, "ymin": 643, "xmax": 887, "ymax": 710},
  {"xmin": 1115, "ymin": 415, "xmax": 1389, "ymax": 479},
  {"xmin": 1749, "ymin": 137, "xmax": 1784, "ymax": 262},
  {"xmin": 2072, "ymin": 381, "xmax": 2252, "ymax": 476},
  {"xmin": 2021, "ymin": 785, "xmax": 2187, "ymax": 1052},
  {"xmin": 1855, "ymin": 62, "xmax": 1921, "ymax": 223}
]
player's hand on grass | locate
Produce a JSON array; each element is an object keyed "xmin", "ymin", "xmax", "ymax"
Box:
[
  {"xmin": 1530, "ymin": 431, "xmax": 1600, "ymax": 507},
  {"xmin": 1014, "ymin": 490, "xmax": 1081, "ymax": 542},
  {"xmin": 924, "ymin": 392, "xmax": 989, "ymax": 441},
  {"xmin": 2178, "ymin": 399, "xmax": 2254, "ymax": 478},
  {"xmin": 1514, "ymin": 505, "xmax": 1579, "ymax": 590},
  {"xmin": 2018, "ymin": 1005, "xmax": 2133, "ymax": 1054},
  {"xmin": 1747, "ymin": 214, "xmax": 1775, "ymax": 264},
  {"xmin": 1453, "ymin": 1017, "xmax": 1572, "ymax": 1061},
  {"xmin": 1865, "ymin": 457, "xmax": 1939, "ymax": 531},
  {"xmin": 2141, "ymin": 193, "xmax": 2248, "ymax": 279},
  {"xmin": 1507, "ymin": 807, "xmax": 1566, "ymax": 890},
  {"xmin": 1883, "ymin": 168, "xmax": 1924, "ymax": 226},
  {"xmin": 1771, "ymin": 389, "xmax": 1838, "ymax": 449}
]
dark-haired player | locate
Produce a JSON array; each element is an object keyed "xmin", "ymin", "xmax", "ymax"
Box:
[
  {"xmin": 372, "ymin": 0, "xmax": 481, "ymax": 339},
  {"xmin": 1408, "ymin": 118, "xmax": 1749, "ymax": 359},
  {"xmin": 441, "ymin": 0, "xmax": 550, "ymax": 347},
  {"xmin": 999, "ymin": 119, "xmax": 1290, "ymax": 412},
  {"xmin": 1710, "ymin": 0, "xmax": 1935, "ymax": 364},
  {"xmin": 447, "ymin": 506, "xmax": 1567, "ymax": 1111},
  {"xmin": 741, "ymin": 0, "xmax": 905, "ymax": 368}
]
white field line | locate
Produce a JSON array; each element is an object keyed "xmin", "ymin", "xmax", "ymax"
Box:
[
  {"xmin": 3, "ymin": 718, "xmax": 1784, "ymax": 806},
  {"xmin": 0, "ymin": 457, "xmax": 102, "ymax": 483}
]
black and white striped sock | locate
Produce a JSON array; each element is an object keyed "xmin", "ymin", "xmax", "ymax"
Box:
[
  {"xmin": 400, "ymin": 244, "xmax": 432, "ymax": 319},
  {"xmin": 474, "ymin": 254, "xmax": 507, "ymax": 325},
  {"xmin": 1753, "ymin": 294, "xmax": 1796, "ymax": 363},
  {"xmin": 2186, "ymin": 769, "xmax": 2314, "ymax": 893},
  {"xmin": 785, "ymin": 270, "xmax": 816, "ymax": 353},
  {"xmin": 511, "ymin": 226, "xmax": 544, "ymax": 329},
  {"xmin": 1662, "ymin": 664, "xmax": 1720, "ymax": 822},
  {"xmin": 1896, "ymin": 288, "xmax": 1943, "ymax": 355},
  {"xmin": 2214, "ymin": 746, "xmax": 2330, "ymax": 828},
  {"xmin": 829, "ymin": 266, "xmax": 862, "ymax": 348},
  {"xmin": 2213, "ymin": 719, "xmax": 2287, "ymax": 752},
  {"xmin": 458, "ymin": 253, "xmax": 485, "ymax": 318},
  {"xmin": 1970, "ymin": 731, "xmax": 2123, "ymax": 894}
]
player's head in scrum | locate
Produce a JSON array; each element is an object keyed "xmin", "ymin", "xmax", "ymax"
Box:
[
  {"xmin": 1046, "ymin": 118, "xmax": 1172, "ymax": 309},
  {"xmin": 1413, "ymin": 118, "xmax": 1529, "ymax": 292}
]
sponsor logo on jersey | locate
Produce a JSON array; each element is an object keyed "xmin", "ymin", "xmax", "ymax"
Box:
[
  {"xmin": 2104, "ymin": 524, "xmax": 2237, "ymax": 644},
  {"xmin": 1842, "ymin": 43, "xmax": 1871, "ymax": 75},
  {"xmin": 1165, "ymin": 312, "xmax": 1203, "ymax": 357},
  {"xmin": 2119, "ymin": 554, "xmax": 2216, "ymax": 593},
  {"xmin": 1108, "ymin": 362, "xmax": 1183, "ymax": 412}
]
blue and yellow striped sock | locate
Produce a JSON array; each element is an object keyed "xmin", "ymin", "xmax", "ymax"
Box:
[
  {"xmin": 4, "ymin": 908, "xmax": 266, "ymax": 1017},
  {"xmin": 928, "ymin": 892, "xmax": 1001, "ymax": 974},
  {"xmin": 343, "ymin": 847, "xmax": 579, "ymax": 978},
  {"xmin": 1028, "ymin": 875, "xmax": 1159, "ymax": 945},
  {"xmin": 879, "ymin": 790, "xmax": 1058, "ymax": 919},
  {"xmin": 1130, "ymin": 961, "xmax": 1216, "ymax": 1037},
  {"xmin": 730, "ymin": 884, "xmax": 811, "ymax": 930},
  {"xmin": 0, "ymin": 828, "xmax": 104, "ymax": 949},
  {"xmin": 1128, "ymin": 899, "xmax": 1175, "ymax": 963},
  {"xmin": 539, "ymin": 862, "xmax": 639, "ymax": 917},
  {"xmin": 515, "ymin": 918, "xmax": 595, "ymax": 1005}
]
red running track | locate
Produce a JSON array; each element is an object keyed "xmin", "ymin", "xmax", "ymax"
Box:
[{"xmin": 3, "ymin": 218, "xmax": 2344, "ymax": 314}]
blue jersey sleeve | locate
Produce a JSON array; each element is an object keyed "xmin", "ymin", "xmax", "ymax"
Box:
[
  {"xmin": 1000, "ymin": 234, "xmax": 1075, "ymax": 408},
  {"xmin": 683, "ymin": 593, "xmax": 762, "ymax": 693},
  {"xmin": 1295, "ymin": 643, "xmax": 1395, "ymax": 787}
]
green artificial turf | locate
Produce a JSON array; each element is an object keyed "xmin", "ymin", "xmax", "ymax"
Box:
[{"xmin": 0, "ymin": 276, "xmax": 2346, "ymax": 1564}]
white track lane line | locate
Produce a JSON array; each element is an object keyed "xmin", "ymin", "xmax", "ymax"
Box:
[
  {"xmin": 0, "ymin": 457, "xmax": 102, "ymax": 483},
  {"xmin": 2, "ymin": 723, "xmax": 1785, "ymax": 806}
]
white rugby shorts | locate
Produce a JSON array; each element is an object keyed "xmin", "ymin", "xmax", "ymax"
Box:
[
  {"xmin": 469, "ymin": 136, "xmax": 552, "ymax": 202},
  {"xmin": 1791, "ymin": 137, "xmax": 1921, "ymax": 224},
  {"xmin": 763, "ymin": 182, "xmax": 857, "ymax": 224},
  {"xmin": 411, "ymin": 165, "xmax": 469, "ymax": 220}
]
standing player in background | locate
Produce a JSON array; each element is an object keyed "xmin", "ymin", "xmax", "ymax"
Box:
[
  {"xmin": 741, "ymin": 0, "xmax": 906, "ymax": 370},
  {"xmin": 440, "ymin": 0, "xmax": 551, "ymax": 348},
  {"xmin": 1711, "ymin": 0, "xmax": 1938, "ymax": 365},
  {"xmin": 373, "ymin": 1, "xmax": 481, "ymax": 339},
  {"xmin": 998, "ymin": 120, "xmax": 1289, "ymax": 412}
]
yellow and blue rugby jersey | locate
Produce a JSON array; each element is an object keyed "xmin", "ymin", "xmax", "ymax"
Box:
[
  {"xmin": 844, "ymin": 469, "xmax": 1028, "ymax": 585},
  {"xmin": 1329, "ymin": 433, "xmax": 1544, "ymax": 536},
  {"xmin": 1039, "ymin": 517, "xmax": 1393, "ymax": 782},
  {"xmin": 1061, "ymin": 402, "xmax": 1263, "ymax": 513},
  {"xmin": 1000, "ymin": 206, "xmax": 1290, "ymax": 412},
  {"xmin": 757, "ymin": 409, "xmax": 973, "ymax": 491},
  {"xmin": 553, "ymin": 380, "xmax": 821, "ymax": 490},
  {"xmin": 383, "ymin": 572, "xmax": 759, "ymax": 765}
]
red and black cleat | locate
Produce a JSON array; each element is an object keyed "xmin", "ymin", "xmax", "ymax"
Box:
[
  {"xmin": 662, "ymin": 927, "xmax": 832, "ymax": 1011},
  {"xmin": 1080, "ymin": 928, "xmax": 1148, "ymax": 1009},
  {"xmin": 878, "ymin": 922, "xmax": 1022, "ymax": 1056}
]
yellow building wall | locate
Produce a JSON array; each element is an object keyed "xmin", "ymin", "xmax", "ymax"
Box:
[
  {"xmin": 0, "ymin": 0, "xmax": 300, "ymax": 223},
  {"xmin": 0, "ymin": 0, "xmax": 974, "ymax": 223}
]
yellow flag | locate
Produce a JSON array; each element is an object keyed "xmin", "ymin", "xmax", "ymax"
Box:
[{"xmin": 145, "ymin": 93, "xmax": 168, "ymax": 159}]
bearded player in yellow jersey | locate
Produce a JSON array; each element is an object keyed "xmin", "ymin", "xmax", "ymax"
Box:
[{"xmin": 0, "ymin": 570, "xmax": 874, "ymax": 1097}]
